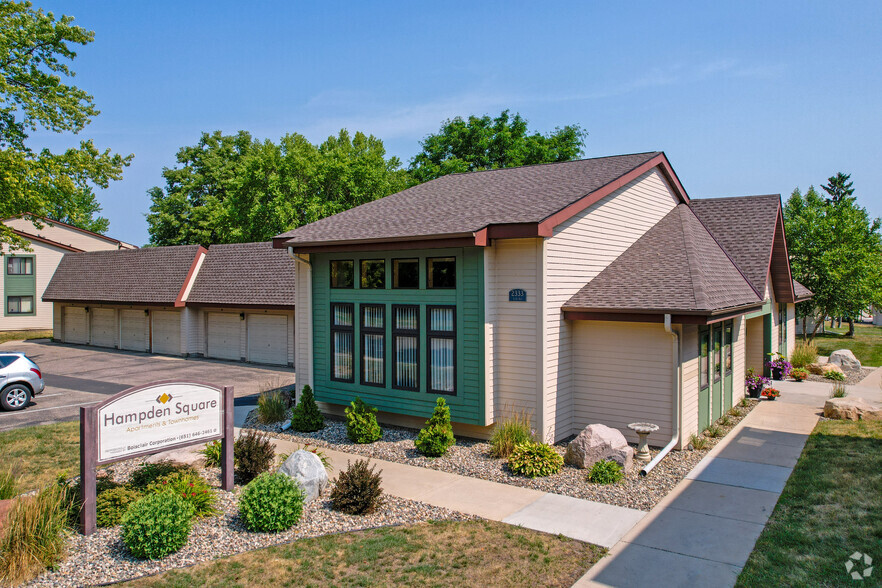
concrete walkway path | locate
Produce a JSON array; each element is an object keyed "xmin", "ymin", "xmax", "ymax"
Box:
[{"xmin": 573, "ymin": 398, "xmax": 821, "ymax": 587}]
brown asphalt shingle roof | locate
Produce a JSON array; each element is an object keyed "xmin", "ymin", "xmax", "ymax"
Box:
[
  {"xmin": 43, "ymin": 245, "xmax": 201, "ymax": 304},
  {"xmin": 187, "ymin": 242, "xmax": 295, "ymax": 306},
  {"xmin": 276, "ymin": 152, "xmax": 662, "ymax": 245},
  {"xmin": 793, "ymin": 279, "xmax": 813, "ymax": 301},
  {"xmin": 563, "ymin": 204, "xmax": 762, "ymax": 314},
  {"xmin": 689, "ymin": 195, "xmax": 781, "ymax": 294}
]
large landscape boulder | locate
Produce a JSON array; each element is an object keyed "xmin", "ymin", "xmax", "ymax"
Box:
[
  {"xmin": 823, "ymin": 397, "xmax": 882, "ymax": 421},
  {"xmin": 564, "ymin": 424, "xmax": 634, "ymax": 472},
  {"xmin": 828, "ymin": 349, "xmax": 862, "ymax": 371},
  {"xmin": 278, "ymin": 449, "xmax": 328, "ymax": 502},
  {"xmin": 808, "ymin": 362, "xmax": 844, "ymax": 376}
]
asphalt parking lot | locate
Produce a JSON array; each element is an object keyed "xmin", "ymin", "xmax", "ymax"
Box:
[{"xmin": 0, "ymin": 339, "xmax": 295, "ymax": 432}]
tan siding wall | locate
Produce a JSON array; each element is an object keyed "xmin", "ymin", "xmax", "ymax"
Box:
[
  {"xmin": 4, "ymin": 218, "xmax": 134, "ymax": 251},
  {"xmin": 544, "ymin": 168, "xmax": 679, "ymax": 440},
  {"xmin": 294, "ymin": 255, "xmax": 312, "ymax": 395},
  {"xmin": 745, "ymin": 316, "xmax": 765, "ymax": 374},
  {"xmin": 572, "ymin": 321, "xmax": 674, "ymax": 445},
  {"xmin": 786, "ymin": 303, "xmax": 796, "ymax": 356},
  {"xmin": 680, "ymin": 324, "xmax": 699, "ymax": 446},
  {"xmin": 1, "ymin": 240, "xmax": 65, "ymax": 331},
  {"xmin": 732, "ymin": 316, "xmax": 747, "ymax": 403},
  {"xmin": 52, "ymin": 302, "xmax": 62, "ymax": 335},
  {"xmin": 768, "ymin": 271, "xmax": 779, "ymax": 353},
  {"xmin": 483, "ymin": 247, "xmax": 496, "ymax": 425}
]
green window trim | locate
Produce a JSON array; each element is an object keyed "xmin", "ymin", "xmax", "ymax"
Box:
[
  {"xmin": 427, "ymin": 305, "xmax": 456, "ymax": 395},
  {"xmin": 360, "ymin": 304, "xmax": 386, "ymax": 387},
  {"xmin": 392, "ymin": 304, "xmax": 420, "ymax": 391},
  {"xmin": 330, "ymin": 302, "xmax": 355, "ymax": 383},
  {"xmin": 4, "ymin": 254, "xmax": 36, "ymax": 317}
]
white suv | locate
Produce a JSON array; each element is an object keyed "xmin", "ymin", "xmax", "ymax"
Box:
[{"xmin": 0, "ymin": 352, "xmax": 45, "ymax": 411}]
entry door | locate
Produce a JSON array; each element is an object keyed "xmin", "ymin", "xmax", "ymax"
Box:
[
  {"xmin": 723, "ymin": 321, "xmax": 734, "ymax": 410},
  {"xmin": 711, "ymin": 324, "xmax": 724, "ymax": 421},
  {"xmin": 699, "ymin": 327, "xmax": 711, "ymax": 431}
]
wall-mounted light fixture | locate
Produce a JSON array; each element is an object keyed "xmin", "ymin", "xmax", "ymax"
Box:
[
  {"xmin": 239, "ymin": 312, "xmax": 245, "ymax": 320},
  {"xmin": 84, "ymin": 306, "xmax": 90, "ymax": 313},
  {"xmin": 144, "ymin": 309, "xmax": 149, "ymax": 316}
]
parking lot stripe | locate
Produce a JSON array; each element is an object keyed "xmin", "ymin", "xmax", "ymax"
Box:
[{"xmin": 12, "ymin": 400, "xmax": 100, "ymax": 414}]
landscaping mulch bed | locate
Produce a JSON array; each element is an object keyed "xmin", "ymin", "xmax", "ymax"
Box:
[
  {"xmin": 246, "ymin": 399, "xmax": 760, "ymax": 512},
  {"xmin": 27, "ymin": 462, "xmax": 474, "ymax": 587},
  {"xmin": 804, "ymin": 366, "xmax": 874, "ymax": 386}
]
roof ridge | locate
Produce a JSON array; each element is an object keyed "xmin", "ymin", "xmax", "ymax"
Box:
[
  {"xmin": 691, "ymin": 194, "xmax": 780, "ymax": 202},
  {"xmin": 444, "ymin": 151, "xmax": 661, "ymax": 177}
]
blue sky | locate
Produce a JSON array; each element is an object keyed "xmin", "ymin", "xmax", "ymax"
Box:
[{"xmin": 34, "ymin": 1, "xmax": 882, "ymax": 246}]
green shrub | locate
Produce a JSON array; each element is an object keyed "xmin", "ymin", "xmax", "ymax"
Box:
[
  {"xmin": 414, "ymin": 398, "xmax": 456, "ymax": 457},
  {"xmin": 330, "ymin": 459, "xmax": 384, "ymax": 515},
  {"xmin": 96, "ymin": 486, "xmax": 142, "ymax": 527},
  {"xmin": 825, "ymin": 369, "xmax": 846, "ymax": 381},
  {"xmin": 199, "ymin": 440, "xmax": 223, "ymax": 468},
  {"xmin": 121, "ymin": 492, "xmax": 194, "ymax": 560},
  {"xmin": 830, "ymin": 383, "xmax": 848, "ymax": 398},
  {"xmin": 689, "ymin": 433, "xmax": 709, "ymax": 450},
  {"xmin": 148, "ymin": 471, "xmax": 216, "ymax": 517},
  {"xmin": 704, "ymin": 425, "xmax": 723, "ymax": 438},
  {"xmin": 508, "ymin": 442, "xmax": 564, "ymax": 478},
  {"xmin": 489, "ymin": 411, "xmax": 533, "ymax": 458},
  {"xmin": 257, "ymin": 390, "xmax": 289, "ymax": 424},
  {"xmin": 234, "ymin": 430, "xmax": 276, "ymax": 484},
  {"xmin": 586, "ymin": 459, "xmax": 624, "ymax": 484},
  {"xmin": 727, "ymin": 406, "xmax": 743, "ymax": 418},
  {"xmin": 0, "ymin": 484, "xmax": 72, "ymax": 585},
  {"xmin": 290, "ymin": 385, "xmax": 325, "ymax": 432},
  {"xmin": 345, "ymin": 396, "xmax": 382, "ymax": 444},
  {"xmin": 739, "ymin": 397, "xmax": 751, "ymax": 408},
  {"xmin": 129, "ymin": 461, "xmax": 196, "ymax": 491},
  {"xmin": 238, "ymin": 472, "xmax": 305, "ymax": 532},
  {"xmin": 790, "ymin": 342, "xmax": 819, "ymax": 368},
  {"xmin": 718, "ymin": 414, "xmax": 732, "ymax": 426},
  {"xmin": 57, "ymin": 470, "xmax": 122, "ymax": 527},
  {"xmin": 0, "ymin": 469, "xmax": 17, "ymax": 499}
]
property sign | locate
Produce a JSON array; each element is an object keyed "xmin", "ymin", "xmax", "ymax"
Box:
[{"xmin": 509, "ymin": 288, "xmax": 527, "ymax": 302}]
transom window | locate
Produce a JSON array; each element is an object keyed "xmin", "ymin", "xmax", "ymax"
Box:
[
  {"xmin": 330, "ymin": 303, "xmax": 354, "ymax": 382},
  {"xmin": 427, "ymin": 257, "xmax": 455, "ymax": 289},
  {"xmin": 360, "ymin": 304, "xmax": 385, "ymax": 386},
  {"xmin": 330, "ymin": 260, "xmax": 354, "ymax": 288},
  {"xmin": 392, "ymin": 259, "xmax": 419, "ymax": 289},
  {"xmin": 392, "ymin": 305, "xmax": 419, "ymax": 391},
  {"xmin": 427, "ymin": 306, "xmax": 455, "ymax": 394},
  {"xmin": 360, "ymin": 260, "xmax": 385, "ymax": 289},
  {"xmin": 7, "ymin": 296, "xmax": 34, "ymax": 315},
  {"xmin": 6, "ymin": 257, "xmax": 33, "ymax": 275}
]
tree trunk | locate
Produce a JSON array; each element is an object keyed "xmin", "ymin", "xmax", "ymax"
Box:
[
  {"xmin": 846, "ymin": 317, "xmax": 855, "ymax": 337},
  {"xmin": 801, "ymin": 316, "xmax": 807, "ymax": 340}
]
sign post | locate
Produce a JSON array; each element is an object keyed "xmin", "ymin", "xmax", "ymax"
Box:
[{"xmin": 79, "ymin": 381, "xmax": 234, "ymax": 535}]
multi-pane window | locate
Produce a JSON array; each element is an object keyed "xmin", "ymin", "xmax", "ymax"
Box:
[
  {"xmin": 7, "ymin": 296, "xmax": 34, "ymax": 314},
  {"xmin": 427, "ymin": 257, "xmax": 455, "ymax": 289},
  {"xmin": 392, "ymin": 305, "xmax": 419, "ymax": 391},
  {"xmin": 713, "ymin": 327, "xmax": 722, "ymax": 382},
  {"xmin": 392, "ymin": 259, "xmax": 419, "ymax": 289},
  {"xmin": 427, "ymin": 306, "xmax": 455, "ymax": 394},
  {"xmin": 361, "ymin": 305, "xmax": 385, "ymax": 386},
  {"xmin": 330, "ymin": 260, "xmax": 354, "ymax": 288},
  {"xmin": 724, "ymin": 323, "xmax": 733, "ymax": 375},
  {"xmin": 6, "ymin": 257, "xmax": 33, "ymax": 275},
  {"xmin": 361, "ymin": 260, "xmax": 385, "ymax": 289},
  {"xmin": 699, "ymin": 327, "xmax": 709, "ymax": 390},
  {"xmin": 330, "ymin": 303, "xmax": 354, "ymax": 382}
]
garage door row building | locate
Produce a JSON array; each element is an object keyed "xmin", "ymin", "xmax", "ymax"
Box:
[{"xmin": 42, "ymin": 242, "xmax": 295, "ymax": 367}]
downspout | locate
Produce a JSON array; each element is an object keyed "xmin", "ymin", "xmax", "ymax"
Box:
[
  {"xmin": 641, "ymin": 313, "xmax": 681, "ymax": 476},
  {"xmin": 288, "ymin": 247, "xmax": 312, "ymax": 393}
]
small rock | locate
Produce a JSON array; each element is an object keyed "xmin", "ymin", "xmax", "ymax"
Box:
[
  {"xmin": 564, "ymin": 424, "xmax": 634, "ymax": 472},
  {"xmin": 824, "ymin": 397, "xmax": 882, "ymax": 421},
  {"xmin": 828, "ymin": 349, "xmax": 861, "ymax": 371},
  {"xmin": 278, "ymin": 450, "xmax": 328, "ymax": 502},
  {"xmin": 822, "ymin": 363, "xmax": 844, "ymax": 375},
  {"xmin": 281, "ymin": 419, "xmax": 292, "ymax": 431}
]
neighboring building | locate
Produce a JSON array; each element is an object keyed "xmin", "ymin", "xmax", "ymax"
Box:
[
  {"xmin": 1, "ymin": 215, "xmax": 136, "ymax": 331},
  {"xmin": 273, "ymin": 152, "xmax": 811, "ymax": 447},
  {"xmin": 42, "ymin": 242, "xmax": 295, "ymax": 367}
]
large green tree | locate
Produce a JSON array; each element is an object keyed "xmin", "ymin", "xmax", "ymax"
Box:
[
  {"xmin": 785, "ymin": 180, "xmax": 882, "ymax": 340},
  {"xmin": 408, "ymin": 110, "xmax": 587, "ymax": 183},
  {"xmin": 0, "ymin": 1, "xmax": 132, "ymax": 248},
  {"xmin": 147, "ymin": 130, "xmax": 410, "ymax": 246}
]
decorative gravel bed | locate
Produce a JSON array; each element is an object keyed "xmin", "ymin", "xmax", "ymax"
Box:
[
  {"xmin": 804, "ymin": 366, "xmax": 874, "ymax": 386},
  {"xmin": 246, "ymin": 399, "xmax": 760, "ymax": 512},
  {"xmin": 27, "ymin": 461, "xmax": 473, "ymax": 587}
]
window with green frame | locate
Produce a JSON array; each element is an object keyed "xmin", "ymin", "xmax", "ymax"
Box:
[
  {"xmin": 360, "ymin": 304, "xmax": 385, "ymax": 386},
  {"xmin": 392, "ymin": 305, "xmax": 419, "ymax": 391},
  {"xmin": 330, "ymin": 303, "xmax": 354, "ymax": 382},
  {"xmin": 427, "ymin": 305, "xmax": 456, "ymax": 394},
  {"xmin": 4, "ymin": 255, "xmax": 36, "ymax": 316}
]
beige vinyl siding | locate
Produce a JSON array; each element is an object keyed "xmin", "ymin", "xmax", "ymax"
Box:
[
  {"xmin": 732, "ymin": 316, "xmax": 747, "ymax": 403},
  {"xmin": 52, "ymin": 302, "xmax": 62, "ymax": 335},
  {"xmin": 544, "ymin": 168, "xmax": 679, "ymax": 441},
  {"xmin": 786, "ymin": 303, "xmax": 796, "ymax": 357},
  {"xmin": 573, "ymin": 321, "xmax": 675, "ymax": 445},
  {"xmin": 1, "ymin": 240, "xmax": 65, "ymax": 331},
  {"xmin": 4, "ymin": 217, "xmax": 134, "ymax": 251},
  {"xmin": 294, "ymin": 255, "xmax": 312, "ymax": 394},
  {"xmin": 680, "ymin": 324, "xmax": 700, "ymax": 446},
  {"xmin": 483, "ymin": 247, "xmax": 496, "ymax": 425},
  {"xmin": 767, "ymin": 271, "xmax": 779, "ymax": 354},
  {"xmin": 745, "ymin": 316, "xmax": 765, "ymax": 374}
]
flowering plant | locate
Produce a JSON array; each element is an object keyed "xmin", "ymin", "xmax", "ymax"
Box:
[
  {"xmin": 761, "ymin": 387, "xmax": 780, "ymax": 399},
  {"xmin": 745, "ymin": 368, "xmax": 770, "ymax": 391},
  {"xmin": 765, "ymin": 353, "xmax": 792, "ymax": 378},
  {"xmin": 789, "ymin": 367, "xmax": 807, "ymax": 381}
]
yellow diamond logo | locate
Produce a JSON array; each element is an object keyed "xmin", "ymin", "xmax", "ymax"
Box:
[{"xmin": 157, "ymin": 393, "xmax": 173, "ymax": 404}]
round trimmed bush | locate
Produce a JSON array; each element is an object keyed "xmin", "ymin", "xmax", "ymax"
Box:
[
  {"xmin": 586, "ymin": 459, "xmax": 624, "ymax": 484},
  {"xmin": 121, "ymin": 492, "xmax": 194, "ymax": 559},
  {"xmin": 147, "ymin": 471, "xmax": 216, "ymax": 517},
  {"xmin": 508, "ymin": 442, "xmax": 564, "ymax": 478},
  {"xmin": 239, "ymin": 472, "xmax": 305, "ymax": 532},
  {"xmin": 96, "ymin": 486, "xmax": 142, "ymax": 527}
]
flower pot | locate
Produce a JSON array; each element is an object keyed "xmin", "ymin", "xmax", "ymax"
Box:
[
  {"xmin": 765, "ymin": 395, "xmax": 777, "ymax": 401},
  {"xmin": 771, "ymin": 367, "xmax": 784, "ymax": 381},
  {"xmin": 748, "ymin": 386, "xmax": 762, "ymax": 399}
]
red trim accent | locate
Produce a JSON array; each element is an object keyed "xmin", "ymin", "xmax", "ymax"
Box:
[
  {"xmin": 186, "ymin": 302, "xmax": 295, "ymax": 310},
  {"xmin": 474, "ymin": 228, "xmax": 489, "ymax": 247},
  {"xmin": 175, "ymin": 247, "xmax": 207, "ymax": 307},
  {"xmin": 3, "ymin": 213, "xmax": 135, "ymax": 247},
  {"xmin": 6, "ymin": 229, "xmax": 84, "ymax": 252}
]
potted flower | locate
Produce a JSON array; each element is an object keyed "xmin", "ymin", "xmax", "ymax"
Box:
[
  {"xmin": 766, "ymin": 353, "xmax": 792, "ymax": 381},
  {"xmin": 745, "ymin": 368, "xmax": 770, "ymax": 399},
  {"xmin": 790, "ymin": 367, "xmax": 807, "ymax": 382},
  {"xmin": 761, "ymin": 387, "xmax": 780, "ymax": 401}
]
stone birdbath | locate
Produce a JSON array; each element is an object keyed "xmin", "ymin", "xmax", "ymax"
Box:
[{"xmin": 628, "ymin": 422, "xmax": 659, "ymax": 462}]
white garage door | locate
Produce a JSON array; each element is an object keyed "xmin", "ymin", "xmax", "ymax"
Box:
[
  {"xmin": 120, "ymin": 309, "xmax": 147, "ymax": 351},
  {"xmin": 207, "ymin": 313, "xmax": 241, "ymax": 361},
  {"xmin": 90, "ymin": 308, "xmax": 117, "ymax": 348},
  {"xmin": 247, "ymin": 314, "xmax": 288, "ymax": 365},
  {"xmin": 63, "ymin": 306, "xmax": 88, "ymax": 344},
  {"xmin": 152, "ymin": 311, "xmax": 181, "ymax": 355}
]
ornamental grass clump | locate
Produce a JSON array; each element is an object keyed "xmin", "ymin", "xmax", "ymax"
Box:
[
  {"xmin": 330, "ymin": 459, "xmax": 384, "ymax": 515},
  {"xmin": 0, "ymin": 469, "xmax": 17, "ymax": 499},
  {"xmin": 257, "ymin": 390, "xmax": 289, "ymax": 424},
  {"xmin": 121, "ymin": 493, "xmax": 194, "ymax": 560},
  {"xmin": 508, "ymin": 442, "xmax": 564, "ymax": 478},
  {"xmin": 148, "ymin": 471, "xmax": 216, "ymax": 517},
  {"xmin": 290, "ymin": 385, "xmax": 325, "ymax": 432},
  {"xmin": 586, "ymin": 459, "xmax": 624, "ymax": 484},
  {"xmin": 830, "ymin": 383, "xmax": 848, "ymax": 398},
  {"xmin": 689, "ymin": 433, "xmax": 709, "ymax": 450},
  {"xmin": 96, "ymin": 486, "xmax": 142, "ymax": 527},
  {"xmin": 234, "ymin": 430, "xmax": 276, "ymax": 484},
  {"xmin": 345, "ymin": 396, "xmax": 382, "ymax": 444},
  {"xmin": 489, "ymin": 411, "xmax": 534, "ymax": 458},
  {"xmin": 414, "ymin": 398, "xmax": 456, "ymax": 457},
  {"xmin": 790, "ymin": 342, "xmax": 819, "ymax": 368},
  {"xmin": 239, "ymin": 472, "xmax": 305, "ymax": 532}
]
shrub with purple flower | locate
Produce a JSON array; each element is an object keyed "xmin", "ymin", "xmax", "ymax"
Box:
[
  {"xmin": 745, "ymin": 368, "xmax": 770, "ymax": 391},
  {"xmin": 765, "ymin": 354, "xmax": 792, "ymax": 379}
]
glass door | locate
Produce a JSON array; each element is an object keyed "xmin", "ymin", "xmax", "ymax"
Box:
[
  {"xmin": 723, "ymin": 321, "xmax": 734, "ymax": 410},
  {"xmin": 712, "ymin": 324, "xmax": 724, "ymax": 421},
  {"xmin": 699, "ymin": 327, "xmax": 711, "ymax": 431}
]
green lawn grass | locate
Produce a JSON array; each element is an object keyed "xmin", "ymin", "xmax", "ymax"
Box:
[
  {"xmin": 0, "ymin": 421, "xmax": 80, "ymax": 492},
  {"xmin": 736, "ymin": 420, "xmax": 882, "ymax": 587},
  {"xmin": 123, "ymin": 519, "xmax": 605, "ymax": 587},
  {"xmin": 0, "ymin": 329, "xmax": 53, "ymax": 345},
  {"xmin": 810, "ymin": 323, "xmax": 882, "ymax": 367}
]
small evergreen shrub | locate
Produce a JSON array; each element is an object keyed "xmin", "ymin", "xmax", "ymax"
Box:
[
  {"xmin": 489, "ymin": 411, "xmax": 533, "ymax": 458},
  {"xmin": 690, "ymin": 433, "xmax": 709, "ymax": 450},
  {"xmin": 414, "ymin": 398, "xmax": 456, "ymax": 457},
  {"xmin": 129, "ymin": 461, "xmax": 196, "ymax": 490},
  {"xmin": 825, "ymin": 369, "xmax": 846, "ymax": 381},
  {"xmin": 234, "ymin": 430, "xmax": 275, "ymax": 484},
  {"xmin": 345, "ymin": 396, "xmax": 382, "ymax": 444},
  {"xmin": 121, "ymin": 493, "xmax": 194, "ymax": 560},
  {"xmin": 0, "ymin": 469, "xmax": 17, "ymax": 499},
  {"xmin": 507, "ymin": 442, "xmax": 564, "ymax": 478},
  {"xmin": 96, "ymin": 486, "xmax": 142, "ymax": 527},
  {"xmin": 290, "ymin": 385, "xmax": 325, "ymax": 432},
  {"xmin": 790, "ymin": 342, "xmax": 818, "ymax": 368},
  {"xmin": 330, "ymin": 459, "xmax": 384, "ymax": 515},
  {"xmin": 238, "ymin": 472, "xmax": 305, "ymax": 532},
  {"xmin": 586, "ymin": 459, "xmax": 624, "ymax": 484},
  {"xmin": 257, "ymin": 390, "xmax": 289, "ymax": 424},
  {"xmin": 199, "ymin": 440, "xmax": 223, "ymax": 468},
  {"xmin": 148, "ymin": 471, "xmax": 216, "ymax": 517}
]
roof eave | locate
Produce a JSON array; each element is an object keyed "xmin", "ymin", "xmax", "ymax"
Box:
[{"xmin": 562, "ymin": 300, "xmax": 765, "ymax": 324}]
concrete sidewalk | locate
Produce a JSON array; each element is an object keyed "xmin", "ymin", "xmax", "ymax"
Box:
[{"xmin": 574, "ymin": 398, "xmax": 820, "ymax": 587}]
